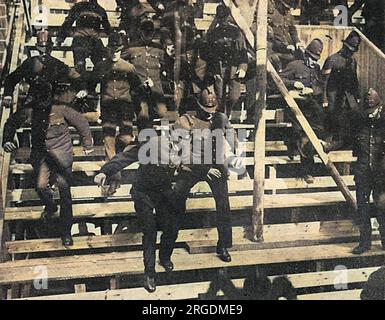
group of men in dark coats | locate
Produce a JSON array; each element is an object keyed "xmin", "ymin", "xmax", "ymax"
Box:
[{"xmin": 3, "ymin": 0, "xmax": 385, "ymax": 294}]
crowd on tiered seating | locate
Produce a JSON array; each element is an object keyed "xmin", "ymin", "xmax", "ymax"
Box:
[{"xmin": 1, "ymin": 0, "xmax": 385, "ymax": 294}]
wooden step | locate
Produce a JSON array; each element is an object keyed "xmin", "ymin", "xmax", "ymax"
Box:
[
  {"xmin": 13, "ymin": 141, "xmax": 289, "ymax": 163},
  {"xmin": 7, "ymin": 176, "xmax": 355, "ymax": 203},
  {"xmin": 1, "ymin": 241, "xmax": 384, "ymax": 286},
  {"xmin": 4, "ymin": 190, "xmax": 355, "ymax": 222},
  {"xmin": 17, "ymin": 266, "xmax": 372, "ymax": 300},
  {"xmin": 5, "ymin": 219, "xmax": 363, "ymax": 255},
  {"xmin": 298, "ymin": 289, "xmax": 362, "ymax": 300},
  {"xmin": 9, "ymin": 152, "xmax": 356, "ymax": 175}
]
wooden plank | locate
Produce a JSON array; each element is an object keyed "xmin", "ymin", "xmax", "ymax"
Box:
[
  {"xmin": 1, "ymin": 241, "xmax": 385, "ymax": 285},
  {"xmin": 6, "ymin": 219, "xmax": 362, "ymax": 254},
  {"xmin": 298, "ymin": 289, "xmax": 362, "ymax": 300},
  {"xmin": 252, "ymin": 0, "xmax": 268, "ymax": 242},
  {"xmin": 4, "ymin": 190, "xmax": 357, "ymax": 222},
  {"xmin": 9, "ymin": 151, "xmax": 357, "ymax": 174},
  {"xmin": 18, "ymin": 267, "xmax": 374, "ymax": 300},
  {"xmin": 13, "ymin": 140, "xmax": 290, "ymax": 162},
  {"xmin": 7, "ymin": 176, "xmax": 356, "ymax": 203},
  {"xmin": 0, "ymin": 4, "xmax": 24, "ymax": 263}
]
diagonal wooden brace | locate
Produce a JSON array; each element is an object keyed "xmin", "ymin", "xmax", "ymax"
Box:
[{"xmin": 267, "ymin": 61, "xmax": 357, "ymax": 211}]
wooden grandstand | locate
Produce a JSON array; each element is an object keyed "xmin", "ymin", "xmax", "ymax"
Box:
[{"xmin": 0, "ymin": 0, "xmax": 385, "ymax": 300}]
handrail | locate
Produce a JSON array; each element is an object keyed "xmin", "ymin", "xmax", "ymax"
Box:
[{"xmin": 0, "ymin": 3, "xmax": 25, "ymax": 263}]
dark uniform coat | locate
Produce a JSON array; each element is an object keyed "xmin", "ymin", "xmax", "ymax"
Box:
[
  {"xmin": 122, "ymin": 39, "xmax": 165, "ymax": 96},
  {"xmin": 352, "ymin": 104, "xmax": 385, "ymax": 180},
  {"xmin": 57, "ymin": 1, "xmax": 110, "ymax": 41},
  {"xmin": 3, "ymin": 102, "xmax": 93, "ymax": 170},
  {"xmin": 268, "ymin": 5, "xmax": 299, "ymax": 55},
  {"xmin": 88, "ymin": 58, "xmax": 143, "ymax": 103},
  {"xmin": 322, "ymin": 51, "xmax": 359, "ymax": 111},
  {"xmin": 4, "ymin": 55, "xmax": 82, "ymax": 107}
]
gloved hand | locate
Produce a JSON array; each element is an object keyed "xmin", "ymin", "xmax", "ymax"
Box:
[
  {"xmin": 2, "ymin": 96, "xmax": 12, "ymax": 108},
  {"xmin": 214, "ymin": 74, "xmax": 222, "ymax": 81},
  {"xmin": 3, "ymin": 142, "xmax": 17, "ymax": 153},
  {"xmin": 322, "ymin": 101, "xmax": 329, "ymax": 108},
  {"xmin": 235, "ymin": 68, "xmax": 246, "ymax": 80},
  {"xmin": 294, "ymin": 81, "xmax": 305, "ymax": 90},
  {"xmin": 287, "ymin": 44, "xmax": 295, "ymax": 52},
  {"xmin": 76, "ymin": 90, "xmax": 88, "ymax": 99},
  {"xmin": 94, "ymin": 173, "xmax": 107, "ymax": 187},
  {"xmin": 229, "ymin": 156, "xmax": 244, "ymax": 169},
  {"xmin": 157, "ymin": 3, "xmax": 165, "ymax": 11},
  {"xmin": 144, "ymin": 78, "xmax": 154, "ymax": 88},
  {"xmin": 84, "ymin": 148, "xmax": 94, "ymax": 155},
  {"xmin": 207, "ymin": 168, "xmax": 222, "ymax": 181},
  {"xmin": 296, "ymin": 42, "xmax": 305, "ymax": 51},
  {"xmin": 300, "ymin": 87, "xmax": 314, "ymax": 96}
]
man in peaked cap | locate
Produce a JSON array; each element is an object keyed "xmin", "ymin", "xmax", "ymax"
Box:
[
  {"xmin": 116, "ymin": 0, "xmax": 165, "ymax": 43},
  {"xmin": 2, "ymin": 31, "xmax": 94, "ymax": 245},
  {"xmin": 56, "ymin": 0, "xmax": 111, "ymax": 74},
  {"xmin": 85, "ymin": 31, "xmax": 145, "ymax": 196},
  {"xmin": 206, "ymin": 3, "xmax": 248, "ymax": 117},
  {"xmin": 280, "ymin": 38, "xmax": 326, "ymax": 184},
  {"xmin": 350, "ymin": 88, "xmax": 385, "ymax": 255},
  {"xmin": 2, "ymin": 30, "xmax": 83, "ymax": 111},
  {"xmin": 268, "ymin": 0, "xmax": 303, "ymax": 72},
  {"xmin": 123, "ymin": 17, "xmax": 167, "ymax": 130},
  {"xmin": 322, "ymin": 30, "xmax": 361, "ymax": 152},
  {"xmin": 173, "ymin": 89, "xmax": 244, "ymax": 263},
  {"xmin": 94, "ymin": 133, "xmax": 181, "ymax": 293}
]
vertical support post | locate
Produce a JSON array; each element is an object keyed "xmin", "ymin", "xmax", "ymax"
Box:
[{"xmin": 252, "ymin": 0, "xmax": 268, "ymax": 242}]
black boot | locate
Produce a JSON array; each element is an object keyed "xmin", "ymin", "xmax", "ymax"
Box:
[
  {"xmin": 41, "ymin": 205, "xmax": 58, "ymax": 221},
  {"xmin": 61, "ymin": 233, "xmax": 73, "ymax": 246},
  {"xmin": 159, "ymin": 259, "xmax": 174, "ymax": 272},
  {"xmin": 352, "ymin": 228, "xmax": 371, "ymax": 255},
  {"xmin": 144, "ymin": 275, "xmax": 156, "ymax": 293},
  {"xmin": 216, "ymin": 247, "xmax": 232, "ymax": 263}
]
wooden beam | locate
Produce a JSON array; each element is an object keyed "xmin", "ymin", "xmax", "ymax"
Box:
[
  {"xmin": 252, "ymin": 0, "xmax": 268, "ymax": 242},
  {"xmin": 7, "ymin": 175, "xmax": 356, "ymax": 203},
  {"xmin": 0, "ymin": 4, "xmax": 24, "ymax": 263},
  {"xmin": 5, "ymin": 219, "xmax": 361, "ymax": 255},
  {"xmin": 1, "ymin": 241, "xmax": 385, "ymax": 286},
  {"xmin": 5, "ymin": 190, "xmax": 359, "ymax": 222}
]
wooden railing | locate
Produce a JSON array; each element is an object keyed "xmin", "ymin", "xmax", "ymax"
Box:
[{"xmin": 0, "ymin": 4, "xmax": 25, "ymax": 263}]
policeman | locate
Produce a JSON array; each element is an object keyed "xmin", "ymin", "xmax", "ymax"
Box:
[
  {"xmin": 173, "ymin": 90, "xmax": 243, "ymax": 263},
  {"xmin": 123, "ymin": 18, "xmax": 167, "ymax": 129},
  {"xmin": 94, "ymin": 136, "xmax": 180, "ymax": 293},
  {"xmin": 160, "ymin": 0, "xmax": 196, "ymax": 45},
  {"xmin": 351, "ymin": 88, "xmax": 385, "ymax": 254},
  {"xmin": 56, "ymin": 0, "xmax": 111, "ymax": 74},
  {"xmin": 3, "ymin": 30, "xmax": 83, "ymax": 111},
  {"xmin": 116, "ymin": 0, "xmax": 165, "ymax": 42},
  {"xmin": 299, "ymin": 0, "xmax": 329, "ymax": 25},
  {"xmin": 206, "ymin": 4, "xmax": 248, "ymax": 117},
  {"xmin": 322, "ymin": 31, "xmax": 361, "ymax": 152},
  {"xmin": 2, "ymin": 72, "xmax": 94, "ymax": 247},
  {"xmin": 280, "ymin": 38, "xmax": 326, "ymax": 184},
  {"xmin": 361, "ymin": 0, "xmax": 384, "ymax": 51},
  {"xmin": 180, "ymin": 33, "xmax": 221, "ymax": 113},
  {"xmin": 87, "ymin": 31, "xmax": 144, "ymax": 196},
  {"xmin": 268, "ymin": 0, "xmax": 303, "ymax": 71}
]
